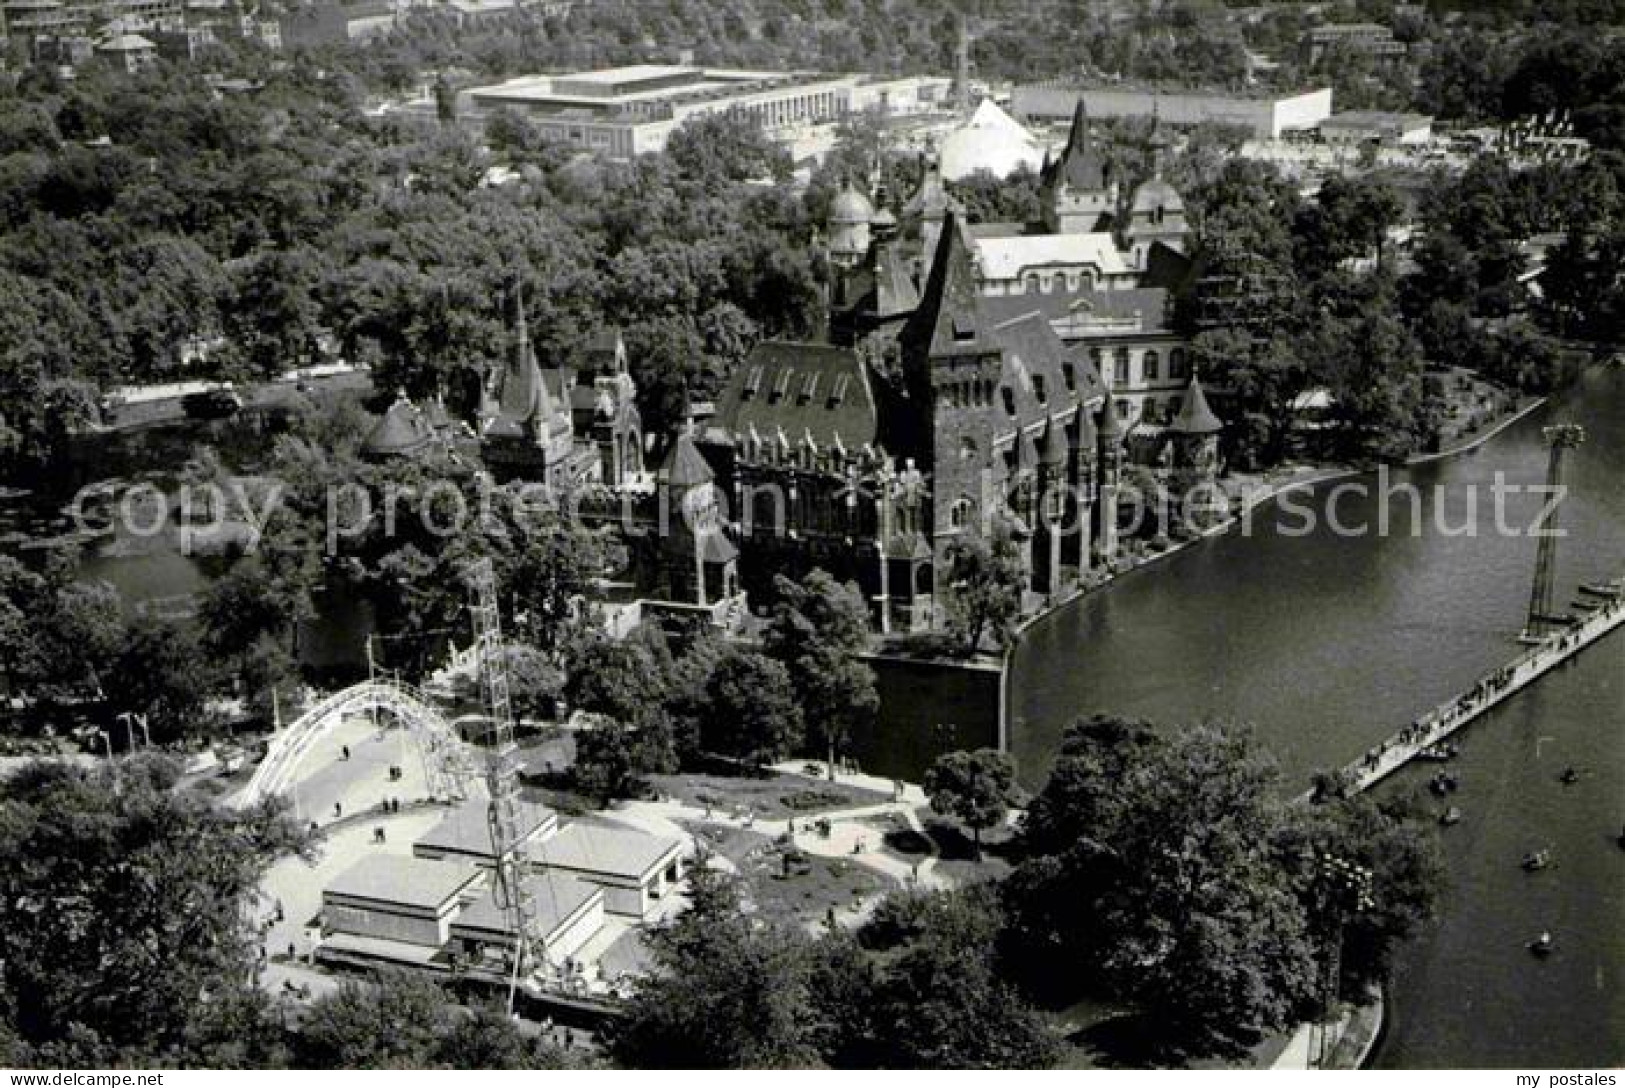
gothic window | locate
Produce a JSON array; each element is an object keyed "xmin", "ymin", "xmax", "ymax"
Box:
[
  {"xmin": 949, "ymin": 497, "xmax": 973, "ymax": 530},
  {"xmin": 1143, "ymin": 351, "xmax": 1159, "ymax": 382},
  {"xmin": 960, "ymin": 436, "xmax": 977, "ymax": 461},
  {"xmin": 1170, "ymin": 348, "xmax": 1189, "ymax": 380},
  {"xmin": 1062, "ymin": 363, "xmax": 1077, "ymax": 393},
  {"xmin": 1033, "ymin": 375, "xmax": 1047, "ymax": 405},
  {"xmin": 1001, "ymin": 386, "xmax": 1017, "ymax": 416}
]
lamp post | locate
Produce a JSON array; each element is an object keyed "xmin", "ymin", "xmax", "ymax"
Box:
[{"xmin": 1308, "ymin": 850, "xmax": 1374, "ymax": 1069}]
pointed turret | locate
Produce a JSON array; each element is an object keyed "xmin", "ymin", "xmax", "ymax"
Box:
[
  {"xmin": 1049, "ymin": 96, "xmax": 1109, "ymax": 193},
  {"xmin": 658, "ymin": 428, "xmax": 714, "ymax": 488},
  {"xmin": 1041, "ymin": 96, "xmax": 1117, "ymax": 234},
  {"xmin": 1170, "ymin": 371, "xmax": 1222, "ymax": 436},
  {"xmin": 902, "ymin": 210, "xmax": 992, "ymax": 362}
]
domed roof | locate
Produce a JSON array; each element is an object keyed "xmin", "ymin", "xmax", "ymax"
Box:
[
  {"xmin": 830, "ymin": 183, "xmax": 875, "ymax": 224},
  {"xmin": 939, "ymin": 99, "xmax": 1045, "ymax": 182},
  {"xmin": 1130, "ymin": 176, "xmax": 1184, "ymax": 214}
]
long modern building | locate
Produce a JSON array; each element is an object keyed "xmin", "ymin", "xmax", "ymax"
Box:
[
  {"xmin": 458, "ymin": 64, "xmax": 951, "ymax": 158},
  {"xmin": 1012, "ymin": 83, "xmax": 1333, "ymax": 139}
]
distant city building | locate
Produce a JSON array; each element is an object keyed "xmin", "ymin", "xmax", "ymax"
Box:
[
  {"xmin": 1013, "ymin": 83, "xmax": 1333, "ymax": 139},
  {"xmin": 278, "ymin": 0, "xmax": 395, "ymax": 46},
  {"xmin": 454, "ymin": 64, "xmax": 951, "ymax": 159},
  {"xmin": 1319, "ymin": 110, "xmax": 1432, "ymax": 146},
  {"xmin": 95, "ymin": 31, "xmax": 156, "ymax": 72},
  {"xmin": 1306, "ymin": 22, "xmax": 1406, "ymax": 64}
]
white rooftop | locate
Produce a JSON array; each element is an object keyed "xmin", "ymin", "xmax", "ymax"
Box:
[
  {"xmin": 325, "ymin": 854, "xmax": 480, "ymax": 910},
  {"xmin": 973, "ymin": 233, "xmax": 1132, "ymax": 280},
  {"xmin": 532, "ymin": 819, "xmax": 683, "ymax": 881},
  {"xmin": 939, "ymin": 99, "xmax": 1045, "ymax": 182}
]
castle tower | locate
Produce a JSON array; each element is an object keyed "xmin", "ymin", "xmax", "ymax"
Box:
[
  {"xmin": 1038, "ymin": 413, "xmax": 1069, "ymax": 598},
  {"xmin": 1074, "ymin": 406, "xmax": 1097, "ymax": 575},
  {"xmin": 481, "ymin": 290, "xmax": 575, "ymax": 484},
  {"xmin": 1123, "ymin": 110, "xmax": 1190, "ymax": 265},
  {"xmin": 1096, "ymin": 399, "xmax": 1125, "ymax": 562},
  {"xmin": 659, "ymin": 429, "xmax": 737, "ymax": 607},
  {"xmin": 906, "ymin": 153, "xmax": 958, "ymax": 282},
  {"xmin": 1167, "ymin": 371, "xmax": 1223, "ymax": 528},
  {"xmin": 1041, "ymin": 97, "xmax": 1118, "ymax": 235},
  {"xmin": 827, "ymin": 179, "xmax": 874, "ymax": 272}
]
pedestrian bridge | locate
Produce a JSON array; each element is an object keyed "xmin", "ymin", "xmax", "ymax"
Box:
[{"xmin": 232, "ymin": 678, "xmax": 479, "ymax": 809}]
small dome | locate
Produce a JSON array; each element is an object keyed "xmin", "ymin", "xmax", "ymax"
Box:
[
  {"xmin": 1130, "ymin": 176, "xmax": 1184, "ymax": 215},
  {"xmin": 830, "ymin": 184, "xmax": 875, "ymax": 224}
]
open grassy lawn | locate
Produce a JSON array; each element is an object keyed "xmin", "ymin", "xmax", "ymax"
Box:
[
  {"xmin": 647, "ymin": 768, "xmax": 889, "ymax": 817},
  {"xmin": 674, "ymin": 817, "xmax": 892, "ymax": 929}
]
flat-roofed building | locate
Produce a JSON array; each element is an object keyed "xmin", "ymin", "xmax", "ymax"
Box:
[
  {"xmin": 412, "ymin": 799, "xmax": 558, "ymax": 867},
  {"xmin": 456, "ymin": 65, "xmax": 950, "ymax": 159},
  {"xmin": 449, "ymin": 872, "xmax": 605, "ymax": 969},
  {"xmin": 322, "ymin": 855, "xmax": 481, "ymax": 948},
  {"xmin": 1013, "ymin": 84, "xmax": 1333, "ymax": 139},
  {"xmin": 1319, "ymin": 110, "xmax": 1432, "ymax": 145},
  {"xmin": 530, "ymin": 819, "xmax": 685, "ymax": 920}
]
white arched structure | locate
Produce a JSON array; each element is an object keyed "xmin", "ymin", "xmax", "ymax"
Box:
[{"xmin": 233, "ymin": 678, "xmax": 480, "ymax": 810}]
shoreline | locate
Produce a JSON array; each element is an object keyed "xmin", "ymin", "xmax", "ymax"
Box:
[{"xmin": 1007, "ymin": 394, "xmax": 1551, "ymax": 649}]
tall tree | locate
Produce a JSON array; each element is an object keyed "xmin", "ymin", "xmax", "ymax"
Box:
[
  {"xmin": 941, "ymin": 521, "xmax": 1026, "ymax": 655},
  {"xmin": 701, "ymin": 650, "xmax": 804, "ymax": 770},
  {"xmin": 923, "ymin": 748, "xmax": 1021, "ymax": 854},
  {"xmin": 763, "ymin": 570, "xmax": 877, "ymax": 779},
  {"xmin": 609, "ymin": 868, "xmax": 822, "ymax": 1068},
  {"xmin": 0, "ymin": 756, "xmax": 305, "ymax": 1065},
  {"xmin": 1004, "ymin": 719, "xmax": 1322, "ymax": 1060}
]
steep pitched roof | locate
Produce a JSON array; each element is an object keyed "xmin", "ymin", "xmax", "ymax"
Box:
[
  {"xmin": 902, "ymin": 212, "xmax": 996, "ymax": 362},
  {"xmin": 990, "ymin": 311, "xmax": 1105, "ymax": 427},
  {"xmin": 659, "ymin": 429, "xmax": 714, "ymax": 487},
  {"xmin": 1046, "ymin": 97, "xmax": 1110, "ymax": 192},
  {"xmin": 714, "ymin": 342, "xmax": 879, "ymax": 453},
  {"xmin": 1170, "ymin": 373, "xmax": 1223, "ymax": 435},
  {"xmin": 486, "ymin": 294, "xmax": 566, "ymax": 440}
]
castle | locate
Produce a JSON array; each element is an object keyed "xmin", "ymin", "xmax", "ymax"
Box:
[
  {"xmin": 365, "ymin": 99, "xmax": 1223, "ymax": 634},
  {"xmin": 690, "ymin": 98, "xmax": 1223, "ymax": 630}
]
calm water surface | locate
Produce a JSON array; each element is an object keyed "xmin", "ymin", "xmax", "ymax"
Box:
[{"xmin": 1010, "ymin": 369, "xmax": 1625, "ymax": 1068}]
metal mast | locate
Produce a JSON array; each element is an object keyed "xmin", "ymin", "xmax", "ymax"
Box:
[
  {"xmin": 1523, "ymin": 423, "xmax": 1586, "ymax": 640},
  {"xmin": 467, "ymin": 558, "xmax": 544, "ymax": 1010}
]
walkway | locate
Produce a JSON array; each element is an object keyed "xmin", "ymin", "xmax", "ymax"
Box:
[{"xmin": 1323, "ymin": 590, "xmax": 1625, "ymax": 798}]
